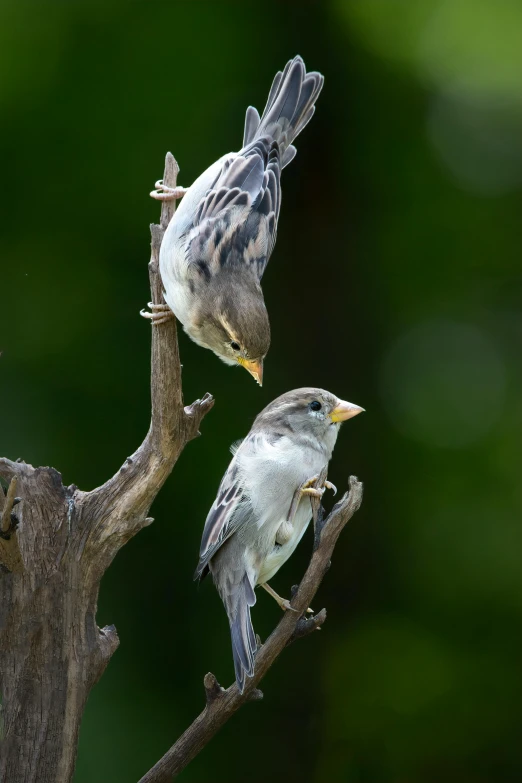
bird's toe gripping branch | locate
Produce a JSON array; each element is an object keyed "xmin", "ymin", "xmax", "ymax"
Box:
[
  {"xmin": 140, "ymin": 301, "xmax": 175, "ymax": 325},
  {"xmin": 150, "ymin": 179, "xmax": 188, "ymax": 201}
]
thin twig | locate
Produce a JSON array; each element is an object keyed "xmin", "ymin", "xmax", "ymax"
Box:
[{"xmin": 138, "ymin": 476, "xmax": 363, "ymax": 783}]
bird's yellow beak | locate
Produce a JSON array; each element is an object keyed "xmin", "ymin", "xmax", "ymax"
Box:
[
  {"xmin": 329, "ymin": 399, "xmax": 365, "ymax": 422},
  {"xmin": 237, "ymin": 358, "xmax": 263, "ymax": 386}
]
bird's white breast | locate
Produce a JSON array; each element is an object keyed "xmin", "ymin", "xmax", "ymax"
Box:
[{"xmin": 236, "ymin": 434, "xmax": 328, "ymax": 585}]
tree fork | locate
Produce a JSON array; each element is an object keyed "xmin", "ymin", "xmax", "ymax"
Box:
[{"xmin": 0, "ymin": 154, "xmax": 213, "ymax": 783}]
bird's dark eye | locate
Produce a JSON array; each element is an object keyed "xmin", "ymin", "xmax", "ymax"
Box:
[
  {"xmin": 310, "ymin": 401, "xmax": 322, "ymax": 412},
  {"xmin": 230, "ymin": 341, "xmax": 240, "ymax": 351}
]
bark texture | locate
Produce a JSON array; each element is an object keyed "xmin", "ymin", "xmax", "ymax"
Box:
[{"xmin": 0, "ymin": 154, "xmax": 213, "ymax": 783}]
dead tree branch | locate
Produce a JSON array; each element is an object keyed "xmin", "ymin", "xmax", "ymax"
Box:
[
  {"xmin": 138, "ymin": 475, "xmax": 364, "ymax": 783},
  {"xmin": 79, "ymin": 152, "xmax": 213, "ymax": 580},
  {"xmin": 0, "ymin": 153, "xmax": 213, "ymax": 783}
]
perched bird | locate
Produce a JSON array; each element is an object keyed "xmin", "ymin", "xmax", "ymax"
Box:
[
  {"xmin": 147, "ymin": 56, "xmax": 324, "ymax": 385},
  {"xmin": 194, "ymin": 388, "xmax": 364, "ymax": 692}
]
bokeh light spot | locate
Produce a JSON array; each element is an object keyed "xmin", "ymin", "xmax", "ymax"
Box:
[
  {"xmin": 418, "ymin": 0, "xmax": 522, "ymax": 103},
  {"xmin": 428, "ymin": 89, "xmax": 522, "ymax": 195}
]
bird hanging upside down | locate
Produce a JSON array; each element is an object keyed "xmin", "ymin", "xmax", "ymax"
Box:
[
  {"xmin": 142, "ymin": 56, "xmax": 324, "ymax": 385},
  {"xmin": 194, "ymin": 388, "xmax": 364, "ymax": 692}
]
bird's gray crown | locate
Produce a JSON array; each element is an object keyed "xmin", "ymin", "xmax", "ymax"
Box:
[{"xmin": 252, "ymin": 387, "xmax": 342, "ymax": 457}]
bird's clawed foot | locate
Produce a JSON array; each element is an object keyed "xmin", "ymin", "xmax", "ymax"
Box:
[
  {"xmin": 300, "ymin": 475, "xmax": 337, "ymax": 500},
  {"xmin": 286, "ymin": 475, "xmax": 336, "ymax": 528},
  {"xmin": 150, "ymin": 180, "xmax": 188, "ymax": 201},
  {"xmin": 140, "ymin": 302, "xmax": 175, "ymax": 325},
  {"xmin": 324, "ymin": 479, "xmax": 337, "ymax": 496},
  {"xmin": 279, "ymin": 597, "xmax": 296, "ymax": 612},
  {"xmin": 260, "ymin": 582, "xmax": 313, "ymax": 614},
  {"xmin": 261, "ymin": 582, "xmax": 297, "ymax": 612}
]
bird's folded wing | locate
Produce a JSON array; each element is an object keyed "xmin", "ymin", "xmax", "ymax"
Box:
[
  {"xmin": 185, "ymin": 139, "xmax": 281, "ymax": 281},
  {"xmin": 194, "ymin": 458, "xmax": 252, "ymax": 580}
]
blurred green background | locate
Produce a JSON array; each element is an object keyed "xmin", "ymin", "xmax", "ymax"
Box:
[{"xmin": 2, "ymin": 1, "xmax": 522, "ymax": 781}]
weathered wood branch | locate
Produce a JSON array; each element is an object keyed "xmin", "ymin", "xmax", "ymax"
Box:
[
  {"xmin": 79, "ymin": 152, "xmax": 213, "ymax": 579},
  {"xmin": 138, "ymin": 475, "xmax": 364, "ymax": 783},
  {"xmin": 0, "ymin": 153, "xmax": 213, "ymax": 783}
]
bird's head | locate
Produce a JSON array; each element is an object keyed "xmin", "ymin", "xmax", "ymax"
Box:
[
  {"xmin": 186, "ymin": 276, "xmax": 270, "ymax": 385},
  {"xmin": 254, "ymin": 387, "xmax": 364, "ymax": 454}
]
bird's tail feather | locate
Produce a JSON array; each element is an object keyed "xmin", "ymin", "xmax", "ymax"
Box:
[
  {"xmin": 229, "ymin": 573, "xmax": 257, "ymax": 693},
  {"xmin": 242, "ymin": 55, "xmax": 324, "ymax": 168}
]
